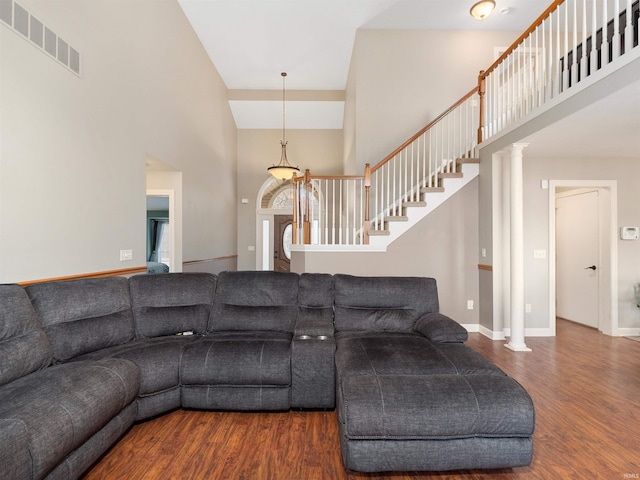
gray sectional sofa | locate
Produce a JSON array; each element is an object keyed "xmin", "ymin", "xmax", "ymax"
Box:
[{"xmin": 0, "ymin": 271, "xmax": 534, "ymax": 479}]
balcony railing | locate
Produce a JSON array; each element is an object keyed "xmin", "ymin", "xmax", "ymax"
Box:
[
  {"xmin": 293, "ymin": 0, "xmax": 638, "ymax": 248},
  {"xmin": 478, "ymin": 0, "xmax": 638, "ymax": 141}
]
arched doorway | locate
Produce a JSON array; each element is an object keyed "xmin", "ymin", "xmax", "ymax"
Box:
[{"xmin": 255, "ymin": 178, "xmax": 294, "ymax": 271}]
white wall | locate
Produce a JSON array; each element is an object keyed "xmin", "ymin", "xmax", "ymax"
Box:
[
  {"xmin": 346, "ymin": 29, "xmax": 522, "ymax": 173},
  {"xmin": 0, "ymin": 0, "xmax": 237, "ymax": 282}
]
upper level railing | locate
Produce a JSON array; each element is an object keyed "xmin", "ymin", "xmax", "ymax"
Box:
[
  {"xmin": 293, "ymin": 0, "xmax": 638, "ymax": 247},
  {"xmin": 478, "ymin": 0, "xmax": 638, "ymax": 141}
]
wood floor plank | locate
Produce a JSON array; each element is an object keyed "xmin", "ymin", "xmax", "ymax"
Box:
[{"xmin": 83, "ymin": 320, "xmax": 640, "ymax": 479}]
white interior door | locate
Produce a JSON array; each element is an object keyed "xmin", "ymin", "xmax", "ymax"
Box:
[{"xmin": 556, "ymin": 190, "xmax": 599, "ymax": 328}]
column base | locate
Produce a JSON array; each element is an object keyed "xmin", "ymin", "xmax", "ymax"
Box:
[{"xmin": 504, "ymin": 342, "xmax": 532, "ymax": 352}]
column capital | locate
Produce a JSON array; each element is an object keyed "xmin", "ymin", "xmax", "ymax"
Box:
[{"xmin": 510, "ymin": 143, "xmax": 529, "ymax": 152}]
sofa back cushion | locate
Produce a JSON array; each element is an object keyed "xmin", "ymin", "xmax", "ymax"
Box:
[
  {"xmin": 26, "ymin": 277, "xmax": 134, "ymax": 362},
  {"xmin": 333, "ymin": 274, "xmax": 439, "ymax": 333},
  {"xmin": 296, "ymin": 273, "xmax": 334, "ymax": 335},
  {"xmin": 129, "ymin": 273, "xmax": 216, "ymax": 338},
  {"xmin": 209, "ymin": 271, "xmax": 299, "ymax": 332},
  {"xmin": 0, "ymin": 284, "xmax": 52, "ymax": 386}
]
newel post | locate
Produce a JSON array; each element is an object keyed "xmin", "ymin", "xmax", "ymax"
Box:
[
  {"xmin": 303, "ymin": 169, "xmax": 311, "ymax": 244},
  {"xmin": 364, "ymin": 163, "xmax": 371, "ymax": 245},
  {"xmin": 291, "ymin": 172, "xmax": 300, "ymax": 244},
  {"xmin": 477, "ymin": 70, "xmax": 486, "ymax": 145}
]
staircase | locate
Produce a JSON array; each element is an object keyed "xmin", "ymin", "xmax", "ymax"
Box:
[
  {"xmin": 367, "ymin": 157, "xmax": 479, "ymax": 248},
  {"xmin": 291, "ymin": 0, "xmax": 639, "ymax": 251}
]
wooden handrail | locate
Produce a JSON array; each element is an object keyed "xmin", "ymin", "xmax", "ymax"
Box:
[
  {"xmin": 370, "ymin": 86, "xmax": 479, "ymax": 174},
  {"xmin": 479, "ymin": 0, "xmax": 565, "ymax": 81},
  {"xmin": 293, "ymin": 173, "xmax": 364, "ymax": 182}
]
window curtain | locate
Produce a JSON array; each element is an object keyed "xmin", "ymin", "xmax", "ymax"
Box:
[{"xmin": 148, "ymin": 220, "xmax": 167, "ymax": 262}]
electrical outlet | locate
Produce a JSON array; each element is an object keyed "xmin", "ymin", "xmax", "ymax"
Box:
[
  {"xmin": 120, "ymin": 249, "xmax": 133, "ymax": 261},
  {"xmin": 467, "ymin": 300, "xmax": 474, "ymax": 310},
  {"xmin": 525, "ymin": 304, "xmax": 532, "ymax": 313},
  {"xmin": 481, "ymin": 248, "xmax": 487, "ymax": 258}
]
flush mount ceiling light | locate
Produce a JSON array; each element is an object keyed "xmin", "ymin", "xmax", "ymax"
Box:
[
  {"xmin": 268, "ymin": 72, "xmax": 300, "ymax": 180},
  {"xmin": 470, "ymin": 0, "xmax": 496, "ymax": 20}
]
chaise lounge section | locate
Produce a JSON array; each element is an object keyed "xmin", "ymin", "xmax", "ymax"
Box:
[
  {"xmin": 0, "ymin": 271, "xmax": 534, "ymax": 479},
  {"xmin": 333, "ymin": 274, "xmax": 535, "ymax": 472}
]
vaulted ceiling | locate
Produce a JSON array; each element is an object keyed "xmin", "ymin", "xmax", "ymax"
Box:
[
  {"xmin": 176, "ymin": 0, "xmax": 640, "ymax": 159},
  {"xmin": 177, "ymin": 0, "xmax": 550, "ymax": 128}
]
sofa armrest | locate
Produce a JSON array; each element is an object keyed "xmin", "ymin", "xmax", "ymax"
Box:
[
  {"xmin": 291, "ymin": 308, "xmax": 335, "ymax": 409},
  {"xmin": 414, "ymin": 312, "xmax": 468, "ymax": 343}
]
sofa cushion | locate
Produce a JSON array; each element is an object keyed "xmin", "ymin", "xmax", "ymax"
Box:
[
  {"xmin": 209, "ymin": 271, "xmax": 299, "ymax": 332},
  {"xmin": 414, "ymin": 312, "xmax": 469, "ymax": 343},
  {"xmin": 0, "ymin": 284, "xmax": 52, "ymax": 386},
  {"xmin": 26, "ymin": 277, "xmax": 134, "ymax": 362},
  {"xmin": 0, "ymin": 358, "xmax": 139, "ymax": 480},
  {"xmin": 338, "ymin": 374, "xmax": 535, "ymax": 440},
  {"xmin": 129, "ymin": 273, "xmax": 216, "ymax": 338},
  {"xmin": 333, "ymin": 275, "xmax": 439, "ymax": 332},
  {"xmin": 181, "ymin": 331, "xmax": 292, "ymax": 386},
  {"xmin": 74, "ymin": 336, "xmax": 199, "ymax": 396},
  {"xmin": 0, "ymin": 418, "xmax": 30, "ymax": 480},
  {"xmin": 335, "ymin": 332, "xmax": 504, "ymax": 377}
]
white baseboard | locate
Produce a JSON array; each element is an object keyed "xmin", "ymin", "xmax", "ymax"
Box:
[
  {"xmin": 461, "ymin": 323, "xmax": 479, "ymax": 333},
  {"xmin": 617, "ymin": 327, "xmax": 640, "ymax": 337},
  {"xmin": 503, "ymin": 327, "xmax": 555, "ymax": 337}
]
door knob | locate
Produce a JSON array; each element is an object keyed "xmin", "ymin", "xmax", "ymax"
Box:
[{"xmin": 584, "ymin": 265, "xmax": 597, "ymax": 270}]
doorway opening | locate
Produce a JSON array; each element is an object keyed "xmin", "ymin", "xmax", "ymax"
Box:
[
  {"xmin": 146, "ymin": 194, "xmax": 173, "ymax": 272},
  {"xmin": 256, "ymin": 177, "xmax": 293, "ymax": 271},
  {"xmin": 274, "ymin": 215, "xmax": 293, "ymax": 272},
  {"xmin": 549, "ymin": 180, "xmax": 618, "ymax": 336},
  {"xmin": 146, "ymin": 155, "xmax": 182, "ymax": 273}
]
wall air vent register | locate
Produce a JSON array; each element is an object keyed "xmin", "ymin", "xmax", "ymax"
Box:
[{"xmin": 0, "ymin": 0, "xmax": 81, "ymax": 76}]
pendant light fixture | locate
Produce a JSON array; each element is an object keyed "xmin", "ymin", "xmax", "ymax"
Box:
[
  {"xmin": 268, "ymin": 72, "xmax": 300, "ymax": 180},
  {"xmin": 470, "ymin": 0, "xmax": 496, "ymax": 20}
]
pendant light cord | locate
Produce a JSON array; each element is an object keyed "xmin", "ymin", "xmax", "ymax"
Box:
[{"xmin": 281, "ymin": 72, "xmax": 287, "ymax": 144}]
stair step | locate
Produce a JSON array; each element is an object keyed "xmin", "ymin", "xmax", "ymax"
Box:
[
  {"xmin": 403, "ymin": 201, "xmax": 427, "ymax": 208},
  {"xmin": 369, "ymin": 229, "xmax": 390, "ymax": 236},
  {"xmin": 421, "ymin": 186, "xmax": 445, "ymax": 193},
  {"xmin": 456, "ymin": 157, "xmax": 480, "ymax": 164},
  {"xmin": 386, "ymin": 215, "xmax": 409, "ymax": 222},
  {"xmin": 439, "ymin": 172, "xmax": 463, "ymax": 179}
]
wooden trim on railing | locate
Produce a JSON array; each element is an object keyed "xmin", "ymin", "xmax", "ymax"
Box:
[
  {"xmin": 478, "ymin": 264, "xmax": 493, "ymax": 272},
  {"xmin": 293, "ymin": 174, "xmax": 365, "ymax": 181},
  {"xmin": 480, "ymin": 0, "xmax": 565, "ymax": 80},
  {"xmin": 371, "ymin": 86, "xmax": 479, "ymax": 174},
  {"xmin": 17, "ymin": 266, "xmax": 148, "ymax": 286},
  {"xmin": 477, "ymin": 69, "xmax": 486, "ymax": 144},
  {"xmin": 183, "ymin": 255, "xmax": 238, "ymax": 266}
]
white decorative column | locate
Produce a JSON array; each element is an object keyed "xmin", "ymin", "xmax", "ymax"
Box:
[{"xmin": 505, "ymin": 143, "xmax": 531, "ymax": 352}]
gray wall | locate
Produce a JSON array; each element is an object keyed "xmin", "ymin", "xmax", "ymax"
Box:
[
  {"xmin": 523, "ymin": 156, "xmax": 640, "ymax": 330},
  {"xmin": 292, "ymin": 179, "xmax": 480, "ymax": 325},
  {"xmin": 236, "ymin": 129, "xmax": 344, "ymax": 270}
]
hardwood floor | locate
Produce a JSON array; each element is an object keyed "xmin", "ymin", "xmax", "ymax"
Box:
[{"xmin": 83, "ymin": 319, "xmax": 640, "ymax": 479}]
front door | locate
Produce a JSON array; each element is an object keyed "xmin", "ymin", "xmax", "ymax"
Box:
[
  {"xmin": 556, "ymin": 190, "xmax": 600, "ymax": 328},
  {"xmin": 274, "ymin": 215, "xmax": 293, "ymax": 272}
]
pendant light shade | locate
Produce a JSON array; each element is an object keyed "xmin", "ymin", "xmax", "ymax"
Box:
[
  {"xmin": 268, "ymin": 72, "xmax": 300, "ymax": 179},
  {"xmin": 470, "ymin": 0, "xmax": 495, "ymax": 20}
]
